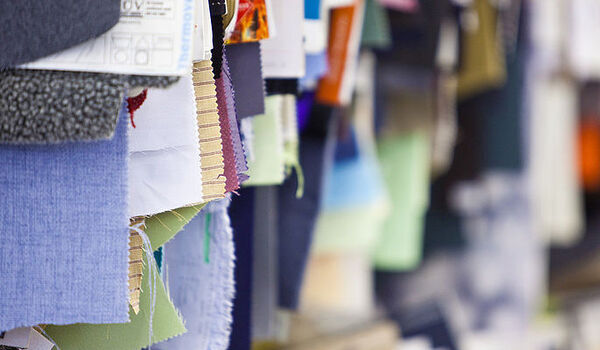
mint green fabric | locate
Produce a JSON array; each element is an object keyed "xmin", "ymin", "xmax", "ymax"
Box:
[
  {"xmin": 372, "ymin": 132, "xmax": 431, "ymax": 271},
  {"xmin": 244, "ymin": 95, "xmax": 286, "ymax": 186},
  {"xmin": 313, "ymin": 201, "xmax": 389, "ymax": 254}
]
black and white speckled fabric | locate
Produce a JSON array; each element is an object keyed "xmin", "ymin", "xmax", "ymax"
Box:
[
  {"xmin": 126, "ymin": 75, "xmax": 180, "ymax": 90},
  {"xmin": 0, "ymin": 70, "xmax": 179, "ymax": 144}
]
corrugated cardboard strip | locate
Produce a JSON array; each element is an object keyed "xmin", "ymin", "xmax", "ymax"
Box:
[{"xmin": 193, "ymin": 60, "xmax": 227, "ymax": 202}]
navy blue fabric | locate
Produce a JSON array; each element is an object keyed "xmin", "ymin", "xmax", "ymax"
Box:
[
  {"xmin": 277, "ymin": 104, "xmax": 335, "ymax": 310},
  {"xmin": 228, "ymin": 188, "xmax": 255, "ymax": 350}
]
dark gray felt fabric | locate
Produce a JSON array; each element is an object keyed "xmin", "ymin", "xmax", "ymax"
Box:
[
  {"xmin": 0, "ymin": 0, "xmax": 121, "ymax": 68},
  {"xmin": 0, "ymin": 70, "xmax": 179, "ymax": 144}
]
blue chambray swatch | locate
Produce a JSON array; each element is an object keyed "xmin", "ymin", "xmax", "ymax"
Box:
[{"xmin": 0, "ymin": 103, "xmax": 130, "ymax": 330}]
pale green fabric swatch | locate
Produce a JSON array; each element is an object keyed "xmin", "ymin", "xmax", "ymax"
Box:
[
  {"xmin": 244, "ymin": 95, "xmax": 286, "ymax": 186},
  {"xmin": 45, "ymin": 258, "xmax": 186, "ymax": 350},
  {"xmin": 313, "ymin": 201, "xmax": 390, "ymax": 255},
  {"xmin": 145, "ymin": 204, "xmax": 206, "ymax": 251},
  {"xmin": 372, "ymin": 132, "xmax": 431, "ymax": 271}
]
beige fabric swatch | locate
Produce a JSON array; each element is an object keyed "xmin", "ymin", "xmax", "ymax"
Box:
[
  {"xmin": 129, "ymin": 218, "xmax": 145, "ymax": 314},
  {"xmin": 192, "ymin": 60, "xmax": 226, "ymax": 202}
]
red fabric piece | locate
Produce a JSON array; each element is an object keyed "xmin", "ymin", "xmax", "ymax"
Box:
[{"xmin": 126, "ymin": 89, "xmax": 148, "ymax": 128}]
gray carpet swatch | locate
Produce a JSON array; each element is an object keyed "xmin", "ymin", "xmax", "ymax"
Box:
[{"xmin": 0, "ymin": 69, "xmax": 179, "ymax": 144}]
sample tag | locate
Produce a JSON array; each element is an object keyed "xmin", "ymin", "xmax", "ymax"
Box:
[{"xmin": 22, "ymin": 0, "xmax": 195, "ymax": 76}]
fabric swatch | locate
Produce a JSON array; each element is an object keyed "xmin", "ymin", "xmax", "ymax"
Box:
[
  {"xmin": 316, "ymin": 0, "xmax": 365, "ymax": 106},
  {"xmin": 193, "ymin": 60, "xmax": 227, "ymax": 202},
  {"xmin": 0, "ymin": 103, "xmax": 130, "ymax": 330},
  {"xmin": 0, "ymin": 69, "xmax": 178, "ymax": 144},
  {"xmin": 0, "ymin": 0, "xmax": 120, "ymax": 68},
  {"xmin": 155, "ymin": 199, "xmax": 235, "ymax": 350},
  {"xmin": 128, "ymin": 76, "xmax": 204, "ymax": 217},
  {"xmin": 244, "ymin": 95, "xmax": 286, "ymax": 186},
  {"xmin": 261, "ymin": 0, "xmax": 306, "ymax": 79},
  {"xmin": 372, "ymin": 132, "xmax": 431, "ymax": 271},
  {"xmin": 45, "ymin": 253, "xmax": 186, "ymax": 350},
  {"xmin": 456, "ymin": 0, "xmax": 506, "ymax": 99},
  {"xmin": 228, "ymin": 188, "xmax": 255, "ymax": 350},
  {"xmin": 221, "ymin": 56, "xmax": 250, "ymax": 185},
  {"xmin": 278, "ymin": 104, "xmax": 336, "ymax": 310},
  {"xmin": 251, "ymin": 187, "xmax": 279, "ymax": 341},
  {"xmin": 361, "ymin": 0, "xmax": 392, "ymax": 49},
  {"xmin": 144, "ymin": 205, "xmax": 206, "ymax": 251},
  {"xmin": 226, "ymin": 43, "xmax": 266, "ymax": 118},
  {"xmin": 0, "ymin": 70, "xmax": 123, "ymax": 144},
  {"xmin": 300, "ymin": 53, "xmax": 328, "ymax": 91},
  {"xmin": 216, "ymin": 61, "xmax": 242, "ymax": 193}
]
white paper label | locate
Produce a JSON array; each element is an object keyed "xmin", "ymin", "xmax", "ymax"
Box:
[{"xmin": 22, "ymin": 0, "xmax": 195, "ymax": 76}]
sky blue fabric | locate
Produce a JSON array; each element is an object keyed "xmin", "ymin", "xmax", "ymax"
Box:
[
  {"xmin": 0, "ymin": 103, "xmax": 130, "ymax": 330},
  {"xmin": 156, "ymin": 199, "xmax": 235, "ymax": 350},
  {"xmin": 322, "ymin": 151, "xmax": 386, "ymax": 211}
]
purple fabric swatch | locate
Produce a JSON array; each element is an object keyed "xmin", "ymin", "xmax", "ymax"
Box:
[{"xmin": 225, "ymin": 43, "xmax": 265, "ymax": 119}]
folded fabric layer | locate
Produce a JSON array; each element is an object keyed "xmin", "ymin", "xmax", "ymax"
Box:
[
  {"xmin": 0, "ymin": 103, "xmax": 129, "ymax": 330},
  {"xmin": 0, "ymin": 0, "xmax": 120, "ymax": 67},
  {"xmin": 156, "ymin": 199, "xmax": 235, "ymax": 350},
  {"xmin": 0, "ymin": 69, "xmax": 179, "ymax": 144}
]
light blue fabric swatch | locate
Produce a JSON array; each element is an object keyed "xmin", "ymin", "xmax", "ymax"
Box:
[
  {"xmin": 322, "ymin": 152, "xmax": 387, "ymax": 211},
  {"xmin": 300, "ymin": 53, "xmax": 328, "ymax": 90},
  {"xmin": 0, "ymin": 103, "xmax": 130, "ymax": 330},
  {"xmin": 155, "ymin": 198, "xmax": 235, "ymax": 350}
]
